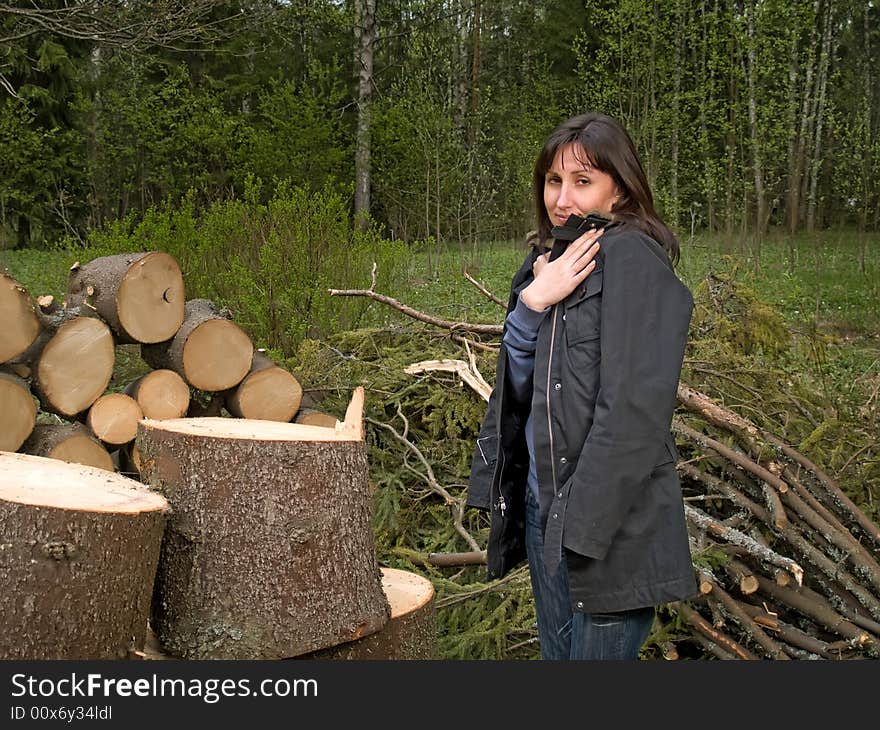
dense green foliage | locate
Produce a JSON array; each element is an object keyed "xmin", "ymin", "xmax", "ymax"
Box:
[{"xmin": 1, "ymin": 0, "xmax": 878, "ymax": 250}]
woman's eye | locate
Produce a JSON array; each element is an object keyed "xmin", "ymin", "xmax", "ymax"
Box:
[{"xmin": 578, "ymin": 178, "xmax": 591, "ymax": 185}]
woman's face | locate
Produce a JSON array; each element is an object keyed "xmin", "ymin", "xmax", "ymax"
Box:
[{"xmin": 543, "ymin": 143, "xmax": 620, "ymax": 225}]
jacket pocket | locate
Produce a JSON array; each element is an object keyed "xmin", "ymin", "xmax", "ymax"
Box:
[
  {"xmin": 564, "ymin": 270, "xmax": 603, "ymax": 346},
  {"xmin": 476, "ymin": 434, "xmax": 499, "ymax": 467}
]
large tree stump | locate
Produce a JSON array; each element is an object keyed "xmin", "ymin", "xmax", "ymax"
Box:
[
  {"xmin": 33, "ymin": 316, "xmax": 115, "ymax": 417},
  {"xmin": 136, "ymin": 387, "xmax": 390, "ymax": 659},
  {"xmin": 225, "ymin": 352, "xmax": 303, "ymax": 422},
  {"xmin": 23, "ymin": 422, "xmax": 114, "ymax": 472},
  {"xmin": 141, "ymin": 298, "xmax": 253, "ymax": 392},
  {"xmin": 298, "ymin": 567, "xmax": 436, "ymax": 660},
  {"xmin": 144, "ymin": 567, "xmax": 437, "ymax": 661},
  {"xmin": 66, "ymin": 252, "xmax": 185, "ymax": 344},
  {"xmin": 0, "ymin": 272, "xmax": 41, "ymax": 363},
  {"xmin": 124, "ymin": 369, "xmax": 191, "ymax": 420},
  {"xmin": 0, "ymin": 370, "xmax": 37, "ymax": 451},
  {"xmin": 0, "ymin": 452, "xmax": 169, "ymax": 659}
]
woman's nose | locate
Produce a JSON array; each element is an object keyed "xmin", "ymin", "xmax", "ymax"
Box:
[{"xmin": 556, "ymin": 182, "xmax": 573, "ymax": 208}]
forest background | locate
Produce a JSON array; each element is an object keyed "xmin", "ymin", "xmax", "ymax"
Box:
[{"xmin": 1, "ymin": 0, "xmax": 878, "ymax": 659}]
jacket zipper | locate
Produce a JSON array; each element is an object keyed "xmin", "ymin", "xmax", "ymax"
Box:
[{"xmin": 546, "ymin": 303, "xmax": 559, "ymax": 495}]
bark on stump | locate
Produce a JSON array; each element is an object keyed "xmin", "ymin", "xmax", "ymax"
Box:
[
  {"xmin": 66, "ymin": 252, "xmax": 185, "ymax": 344},
  {"xmin": 0, "ymin": 452, "xmax": 169, "ymax": 659},
  {"xmin": 136, "ymin": 390, "xmax": 389, "ymax": 659},
  {"xmin": 140, "ymin": 299, "xmax": 253, "ymax": 392},
  {"xmin": 0, "ymin": 370, "xmax": 36, "ymax": 452},
  {"xmin": 23, "ymin": 422, "xmax": 114, "ymax": 472},
  {"xmin": 0, "ymin": 272, "xmax": 41, "ymax": 363},
  {"xmin": 298, "ymin": 567, "xmax": 436, "ymax": 660}
]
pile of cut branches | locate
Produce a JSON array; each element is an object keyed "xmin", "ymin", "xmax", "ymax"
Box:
[{"xmin": 306, "ymin": 264, "xmax": 879, "ymax": 660}]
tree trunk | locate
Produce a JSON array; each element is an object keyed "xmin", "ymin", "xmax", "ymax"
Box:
[
  {"xmin": 33, "ymin": 316, "xmax": 115, "ymax": 417},
  {"xmin": 0, "ymin": 452, "xmax": 169, "ymax": 659},
  {"xmin": 225, "ymin": 352, "xmax": 302, "ymax": 422},
  {"xmin": 353, "ymin": 0, "xmax": 377, "ymax": 230},
  {"xmin": 66, "ymin": 252, "xmax": 185, "ymax": 344},
  {"xmin": 297, "ymin": 568, "xmax": 436, "ymax": 660},
  {"xmin": 743, "ymin": 0, "xmax": 766, "ymax": 239},
  {"xmin": 140, "ymin": 299, "xmax": 253, "ymax": 392},
  {"xmin": 136, "ymin": 388, "xmax": 389, "ymax": 659},
  {"xmin": 0, "ymin": 272, "xmax": 42, "ymax": 363},
  {"xmin": 792, "ymin": 0, "xmax": 821, "ymax": 231},
  {"xmin": 806, "ymin": 0, "xmax": 833, "ymax": 231},
  {"xmin": 124, "ymin": 368, "xmax": 191, "ymax": 420},
  {"xmin": 23, "ymin": 422, "xmax": 114, "ymax": 472}
]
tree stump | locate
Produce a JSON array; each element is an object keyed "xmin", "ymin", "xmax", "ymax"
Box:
[
  {"xmin": 0, "ymin": 272, "xmax": 41, "ymax": 363},
  {"xmin": 136, "ymin": 387, "xmax": 390, "ymax": 659},
  {"xmin": 0, "ymin": 452, "xmax": 169, "ymax": 659},
  {"xmin": 0, "ymin": 370, "xmax": 37, "ymax": 452},
  {"xmin": 141, "ymin": 298, "xmax": 253, "ymax": 392},
  {"xmin": 66, "ymin": 252, "xmax": 185, "ymax": 344},
  {"xmin": 23, "ymin": 422, "xmax": 114, "ymax": 472},
  {"xmin": 33, "ymin": 316, "xmax": 115, "ymax": 417},
  {"xmin": 298, "ymin": 567, "xmax": 437, "ymax": 660},
  {"xmin": 124, "ymin": 369, "xmax": 191, "ymax": 420}
]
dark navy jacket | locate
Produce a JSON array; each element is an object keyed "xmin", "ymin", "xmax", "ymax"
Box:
[{"xmin": 467, "ymin": 224, "xmax": 698, "ymax": 613}]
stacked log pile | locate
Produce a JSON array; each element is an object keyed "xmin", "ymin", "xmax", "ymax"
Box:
[
  {"xmin": 1, "ymin": 254, "xmax": 333, "ymax": 474},
  {"xmin": 2, "ymin": 253, "xmax": 435, "ymax": 661}
]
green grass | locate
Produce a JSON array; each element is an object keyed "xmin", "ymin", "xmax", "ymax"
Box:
[
  {"xmin": 3, "ymin": 228, "xmax": 878, "ymax": 344},
  {"xmin": 354, "ymin": 229, "xmax": 880, "ymax": 345}
]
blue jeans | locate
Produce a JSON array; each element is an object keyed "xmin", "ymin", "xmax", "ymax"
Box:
[{"xmin": 524, "ymin": 488, "xmax": 655, "ymax": 660}]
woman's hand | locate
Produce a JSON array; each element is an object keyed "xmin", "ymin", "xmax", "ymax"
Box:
[{"xmin": 521, "ymin": 229, "xmax": 603, "ymax": 312}]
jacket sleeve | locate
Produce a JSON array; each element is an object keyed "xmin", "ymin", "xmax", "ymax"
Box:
[
  {"xmin": 466, "ymin": 248, "xmax": 539, "ymax": 511},
  {"xmin": 562, "ymin": 234, "xmax": 693, "ymax": 560}
]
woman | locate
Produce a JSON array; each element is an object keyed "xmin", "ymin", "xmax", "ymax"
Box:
[{"xmin": 468, "ymin": 112, "xmax": 697, "ymax": 660}]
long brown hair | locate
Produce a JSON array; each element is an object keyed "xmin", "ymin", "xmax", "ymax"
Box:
[{"xmin": 532, "ymin": 112, "xmax": 680, "ymax": 265}]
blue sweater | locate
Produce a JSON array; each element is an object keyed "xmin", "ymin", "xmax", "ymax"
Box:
[{"xmin": 502, "ymin": 293, "xmax": 550, "ymax": 501}]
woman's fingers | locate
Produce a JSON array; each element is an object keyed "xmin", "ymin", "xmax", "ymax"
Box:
[
  {"xmin": 571, "ymin": 241, "xmax": 601, "ymax": 272},
  {"xmin": 574, "ymin": 259, "xmax": 596, "ymax": 280},
  {"xmin": 559, "ymin": 228, "xmax": 603, "ymax": 262}
]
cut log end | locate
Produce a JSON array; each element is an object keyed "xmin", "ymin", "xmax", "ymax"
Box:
[
  {"xmin": 35, "ymin": 317, "xmax": 114, "ymax": 417},
  {"xmin": 0, "ymin": 451, "xmax": 167, "ymax": 513},
  {"xmin": 294, "ymin": 409, "xmax": 340, "ymax": 428},
  {"xmin": 23, "ymin": 423, "xmax": 114, "ymax": 472},
  {"xmin": 226, "ymin": 366, "xmax": 302, "ymax": 422},
  {"xmin": 125, "ymin": 369, "xmax": 191, "ymax": 420},
  {"xmin": 0, "ymin": 272, "xmax": 42, "ymax": 362},
  {"xmin": 0, "ymin": 372, "xmax": 37, "ymax": 452},
  {"xmin": 139, "ymin": 416, "xmax": 363, "ymax": 442},
  {"xmin": 116, "ymin": 252, "xmax": 185, "ymax": 343},
  {"xmin": 181, "ymin": 318, "xmax": 253, "ymax": 391},
  {"xmin": 87, "ymin": 393, "xmax": 144, "ymax": 446}
]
